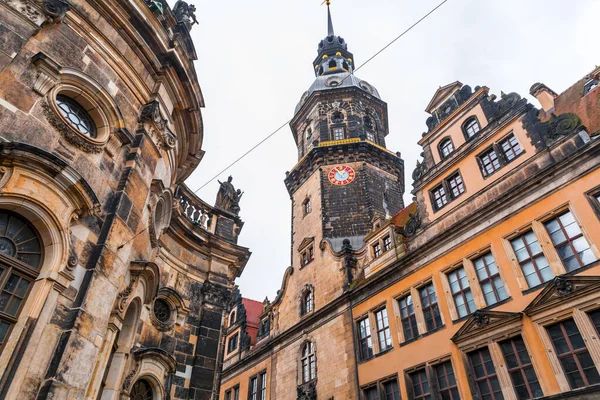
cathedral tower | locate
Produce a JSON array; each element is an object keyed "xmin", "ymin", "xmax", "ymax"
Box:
[{"xmin": 286, "ymin": 3, "xmax": 405, "ymax": 258}]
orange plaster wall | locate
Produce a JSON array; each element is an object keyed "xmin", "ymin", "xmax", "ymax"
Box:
[
  {"xmin": 220, "ymin": 358, "xmax": 271, "ymax": 399},
  {"xmin": 423, "ymin": 115, "xmax": 537, "ymax": 222},
  {"xmin": 352, "ymin": 167, "xmax": 600, "ymax": 398},
  {"xmin": 429, "ymin": 103, "xmax": 489, "ymax": 165}
]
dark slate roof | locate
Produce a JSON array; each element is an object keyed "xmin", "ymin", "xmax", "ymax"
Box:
[{"xmin": 295, "ymin": 73, "xmax": 381, "ymax": 114}]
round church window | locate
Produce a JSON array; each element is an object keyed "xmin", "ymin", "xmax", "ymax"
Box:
[
  {"xmin": 56, "ymin": 95, "xmax": 97, "ymax": 138},
  {"xmin": 153, "ymin": 299, "xmax": 171, "ymax": 323}
]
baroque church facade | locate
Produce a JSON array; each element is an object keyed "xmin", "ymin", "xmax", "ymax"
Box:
[
  {"xmin": 0, "ymin": 0, "xmax": 250, "ymax": 399},
  {"xmin": 220, "ymin": 3, "xmax": 600, "ymax": 400}
]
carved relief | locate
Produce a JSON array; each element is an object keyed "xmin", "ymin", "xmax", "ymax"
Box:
[
  {"xmin": 138, "ymin": 101, "xmax": 177, "ymax": 151},
  {"xmin": 42, "ymin": 100, "xmax": 104, "ymax": 153}
]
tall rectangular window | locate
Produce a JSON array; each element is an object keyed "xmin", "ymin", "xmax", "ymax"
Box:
[
  {"xmin": 588, "ymin": 309, "xmax": 600, "ymax": 335},
  {"xmin": 547, "ymin": 318, "xmax": 600, "ymax": 389},
  {"xmin": 510, "ymin": 231, "xmax": 553, "ymax": 288},
  {"xmin": 410, "ymin": 369, "xmax": 431, "ymax": 400},
  {"xmin": 382, "ymin": 379, "xmax": 401, "ymax": 400},
  {"xmin": 249, "ymin": 376, "xmax": 258, "ymax": 400},
  {"xmin": 333, "ymin": 127, "xmax": 345, "ymax": 140},
  {"xmin": 435, "ymin": 361, "xmax": 460, "ymax": 400},
  {"xmin": 499, "ymin": 336, "xmax": 543, "ymax": 400},
  {"xmin": 383, "ymin": 236, "xmax": 392, "ymax": 252},
  {"xmin": 473, "ymin": 253, "xmax": 508, "ymax": 306},
  {"xmin": 431, "ymin": 184, "xmax": 448, "ymax": 211},
  {"xmin": 373, "ymin": 243, "xmax": 382, "ymax": 258},
  {"xmin": 499, "ymin": 134, "xmax": 523, "ymax": 162},
  {"xmin": 375, "ymin": 308, "xmax": 392, "ymax": 351},
  {"xmin": 225, "ymin": 389, "xmax": 231, "ymax": 400},
  {"xmin": 357, "ymin": 316, "xmax": 373, "ymax": 360},
  {"xmin": 364, "ymin": 386, "xmax": 379, "ymax": 400},
  {"xmin": 478, "ymin": 147, "xmax": 501, "ymax": 177},
  {"xmin": 259, "ymin": 371, "xmax": 267, "ymax": 400},
  {"xmin": 232, "ymin": 386, "xmax": 240, "ymax": 400},
  {"xmin": 468, "ymin": 347, "xmax": 504, "ymax": 400},
  {"xmin": 398, "ymin": 295, "xmax": 419, "ymax": 341},
  {"xmin": 447, "ymin": 267, "xmax": 476, "ymax": 318},
  {"xmin": 228, "ymin": 333, "xmax": 238, "ymax": 353},
  {"xmin": 544, "ymin": 211, "xmax": 596, "ymax": 272},
  {"xmin": 447, "ymin": 172, "xmax": 465, "ymax": 199},
  {"xmin": 420, "ymin": 283, "xmax": 443, "ymax": 332}
]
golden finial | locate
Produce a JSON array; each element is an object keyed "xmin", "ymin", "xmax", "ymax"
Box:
[{"xmin": 321, "ymin": 0, "xmax": 331, "ymax": 6}]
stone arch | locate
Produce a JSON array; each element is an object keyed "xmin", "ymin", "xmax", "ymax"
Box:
[
  {"xmin": 149, "ymin": 287, "xmax": 189, "ymax": 332},
  {"xmin": 297, "ymin": 337, "xmax": 317, "ymax": 386},
  {"xmin": 148, "ymin": 180, "xmax": 173, "ymax": 248},
  {"xmin": 122, "ymin": 348, "xmax": 176, "ymax": 399}
]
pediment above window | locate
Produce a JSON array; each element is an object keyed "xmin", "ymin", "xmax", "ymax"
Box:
[
  {"xmin": 297, "ymin": 237, "xmax": 315, "ymax": 252},
  {"xmin": 524, "ymin": 275, "xmax": 600, "ymax": 316},
  {"xmin": 451, "ymin": 310, "xmax": 521, "ymax": 345}
]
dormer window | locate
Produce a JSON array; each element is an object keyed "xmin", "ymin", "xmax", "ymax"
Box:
[
  {"xmin": 584, "ymin": 79, "xmax": 599, "ymax": 95},
  {"xmin": 438, "ymin": 138, "xmax": 454, "ymax": 159},
  {"xmin": 229, "ymin": 310, "xmax": 236, "ymax": 327},
  {"xmin": 463, "ymin": 117, "xmax": 481, "ymax": 139},
  {"xmin": 228, "ymin": 332, "xmax": 239, "ymax": 354},
  {"xmin": 373, "ymin": 242, "xmax": 382, "ymax": 258}
]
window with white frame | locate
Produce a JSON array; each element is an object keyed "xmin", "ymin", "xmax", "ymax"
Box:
[
  {"xmin": 447, "ymin": 266, "xmax": 476, "ymax": 319},
  {"xmin": 333, "ymin": 127, "xmax": 345, "ymax": 141},
  {"xmin": 544, "ymin": 211, "xmax": 596, "ymax": 272},
  {"xmin": 375, "ymin": 308, "xmax": 392, "ymax": 351},
  {"xmin": 509, "ymin": 230, "xmax": 553, "ymax": 288},
  {"xmin": 300, "ymin": 342, "xmax": 316, "ymax": 383},
  {"xmin": 473, "ymin": 252, "xmax": 508, "ymax": 306}
]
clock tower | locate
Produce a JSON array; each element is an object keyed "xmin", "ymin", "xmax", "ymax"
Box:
[{"xmin": 285, "ymin": 3, "xmax": 405, "ymax": 264}]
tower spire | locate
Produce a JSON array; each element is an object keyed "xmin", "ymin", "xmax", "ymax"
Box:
[{"xmin": 327, "ymin": 1, "xmax": 334, "ymax": 36}]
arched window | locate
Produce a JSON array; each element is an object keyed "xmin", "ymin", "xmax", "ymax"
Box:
[
  {"xmin": 0, "ymin": 210, "xmax": 42, "ymax": 350},
  {"xmin": 438, "ymin": 138, "xmax": 454, "ymax": 159},
  {"xmin": 229, "ymin": 310, "xmax": 236, "ymax": 326},
  {"xmin": 130, "ymin": 379, "xmax": 154, "ymax": 400},
  {"xmin": 331, "ymin": 111, "xmax": 344, "ymax": 124},
  {"xmin": 328, "ymin": 59, "xmax": 337, "ymax": 69},
  {"xmin": 301, "ymin": 290, "xmax": 313, "ymax": 316},
  {"xmin": 463, "ymin": 117, "xmax": 481, "ymax": 139},
  {"xmin": 301, "ymin": 342, "xmax": 316, "ymax": 383},
  {"xmin": 305, "ymin": 128, "xmax": 312, "ymax": 146}
]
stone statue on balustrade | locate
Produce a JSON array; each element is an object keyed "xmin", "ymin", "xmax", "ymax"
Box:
[
  {"xmin": 215, "ymin": 176, "xmax": 243, "ymax": 215},
  {"xmin": 172, "ymin": 0, "xmax": 198, "ymax": 29}
]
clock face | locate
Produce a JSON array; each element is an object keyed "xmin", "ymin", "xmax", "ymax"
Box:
[{"xmin": 328, "ymin": 165, "xmax": 356, "ymax": 186}]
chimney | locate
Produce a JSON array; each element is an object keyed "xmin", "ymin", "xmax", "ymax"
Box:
[{"xmin": 530, "ymin": 82, "xmax": 558, "ymax": 113}]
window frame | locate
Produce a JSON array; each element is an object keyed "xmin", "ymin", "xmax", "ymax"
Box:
[
  {"xmin": 477, "ymin": 145, "xmax": 502, "ymax": 178},
  {"xmin": 302, "ymin": 198, "xmax": 311, "ymax": 216},
  {"xmin": 498, "ymin": 335, "xmax": 543, "ymax": 399},
  {"xmin": 301, "ymin": 288, "xmax": 314, "ymax": 316},
  {"xmin": 438, "ymin": 137, "xmax": 455, "ymax": 160},
  {"xmin": 472, "ymin": 252, "xmax": 508, "ymax": 306},
  {"xmin": 462, "ymin": 116, "xmax": 481, "ymax": 139},
  {"xmin": 446, "ymin": 266, "xmax": 476, "ymax": 320},
  {"xmin": 356, "ymin": 315, "xmax": 374, "ymax": 361},
  {"xmin": 418, "ymin": 282, "xmax": 443, "ymax": 333},
  {"xmin": 361, "ymin": 375, "xmax": 401, "ymax": 400},
  {"xmin": 300, "ymin": 342, "xmax": 316, "ymax": 384},
  {"xmin": 383, "ymin": 235, "xmax": 393, "ymax": 252},
  {"xmin": 429, "ymin": 170, "xmax": 466, "ymax": 213},
  {"xmin": 375, "ymin": 307, "xmax": 393, "ymax": 352},
  {"xmin": 467, "ymin": 346, "xmax": 504, "ymax": 400},
  {"xmin": 373, "ymin": 242, "xmax": 382, "ymax": 258},
  {"xmin": 507, "ymin": 229, "xmax": 554, "ymax": 290},
  {"xmin": 227, "ymin": 332, "xmax": 239, "ymax": 354},
  {"xmin": 434, "ymin": 360, "xmax": 460, "ymax": 400},
  {"xmin": 332, "ymin": 126, "xmax": 345, "ymax": 141},
  {"xmin": 542, "ymin": 209, "xmax": 596, "ymax": 272},
  {"xmin": 248, "ymin": 370, "xmax": 267, "ymax": 400},
  {"xmin": 408, "ymin": 367, "xmax": 431, "ymax": 400},
  {"xmin": 398, "ymin": 294, "xmax": 419, "ymax": 343},
  {"xmin": 546, "ymin": 318, "xmax": 600, "ymax": 389},
  {"xmin": 498, "ymin": 133, "xmax": 523, "ymax": 163}
]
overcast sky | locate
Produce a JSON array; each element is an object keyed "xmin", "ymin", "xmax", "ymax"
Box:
[{"xmin": 185, "ymin": 0, "xmax": 600, "ymax": 301}]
